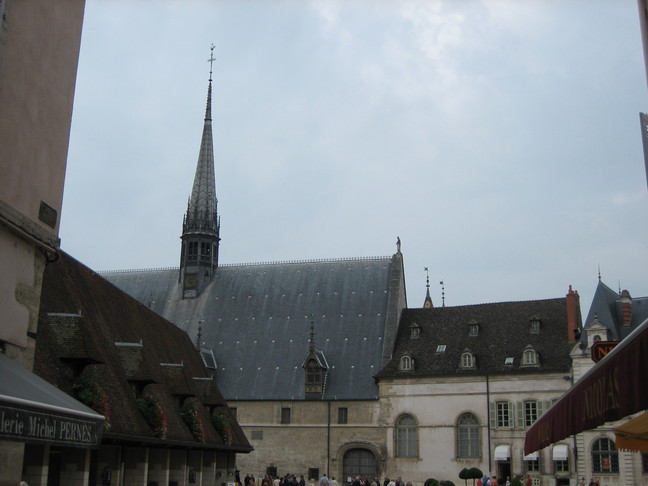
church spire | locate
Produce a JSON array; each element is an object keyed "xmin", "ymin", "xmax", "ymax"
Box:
[{"xmin": 180, "ymin": 46, "xmax": 221, "ymax": 298}]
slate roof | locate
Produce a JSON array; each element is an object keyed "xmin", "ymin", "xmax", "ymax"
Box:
[
  {"xmin": 35, "ymin": 251, "xmax": 252, "ymax": 451},
  {"xmin": 581, "ymin": 280, "xmax": 648, "ymax": 342},
  {"xmin": 104, "ymin": 255, "xmax": 403, "ymax": 401},
  {"xmin": 376, "ymin": 297, "xmax": 574, "ymax": 379}
]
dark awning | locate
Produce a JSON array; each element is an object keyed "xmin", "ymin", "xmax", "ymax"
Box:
[
  {"xmin": 524, "ymin": 318, "xmax": 648, "ymax": 454},
  {"xmin": 0, "ymin": 353, "xmax": 104, "ymax": 448}
]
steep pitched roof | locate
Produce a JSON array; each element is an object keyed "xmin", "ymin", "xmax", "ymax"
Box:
[
  {"xmin": 104, "ymin": 254, "xmax": 405, "ymax": 400},
  {"xmin": 376, "ymin": 297, "xmax": 574, "ymax": 379},
  {"xmin": 582, "ymin": 280, "xmax": 648, "ymax": 342},
  {"xmin": 35, "ymin": 252, "xmax": 251, "ymax": 451}
]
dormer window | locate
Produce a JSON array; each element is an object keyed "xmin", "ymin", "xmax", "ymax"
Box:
[
  {"xmin": 460, "ymin": 352, "xmax": 475, "ymax": 369},
  {"xmin": 305, "ymin": 358, "xmax": 323, "ymax": 394},
  {"xmin": 522, "ymin": 347, "xmax": 539, "ymax": 367},
  {"xmin": 529, "ymin": 316, "xmax": 541, "ymax": 333},
  {"xmin": 399, "ymin": 355, "xmax": 414, "ymax": 371},
  {"xmin": 410, "ymin": 323, "xmax": 420, "ymax": 340},
  {"xmin": 467, "ymin": 319, "xmax": 479, "ymax": 337}
]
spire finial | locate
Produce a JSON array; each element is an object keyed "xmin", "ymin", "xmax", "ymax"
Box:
[
  {"xmin": 598, "ymin": 264, "xmax": 601, "ymax": 282},
  {"xmin": 208, "ymin": 44, "xmax": 215, "ymax": 82},
  {"xmin": 440, "ymin": 280, "xmax": 445, "ymax": 307},
  {"xmin": 423, "ymin": 267, "xmax": 433, "ymax": 308}
]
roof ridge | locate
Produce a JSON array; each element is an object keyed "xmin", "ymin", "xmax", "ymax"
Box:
[{"xmin": 99, "ymin": 255, "xmax": 392, "ymax": 274}]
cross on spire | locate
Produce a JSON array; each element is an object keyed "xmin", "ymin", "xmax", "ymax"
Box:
[{"xmin": 208, "ymin": 44, "xmax": 215, "ymax": 81}]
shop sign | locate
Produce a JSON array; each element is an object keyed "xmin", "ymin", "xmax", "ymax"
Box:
[{"xmin": 0, "ymin": 402, "xmax": 103, "ymax": 448}]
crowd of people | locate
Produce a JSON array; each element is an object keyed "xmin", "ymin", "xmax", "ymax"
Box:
[{"xmin": 242, "ymin": 473, "xmax": 414, "ymax": 486}]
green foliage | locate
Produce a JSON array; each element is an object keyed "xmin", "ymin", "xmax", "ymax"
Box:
[
  {"xmin": 468, "ymin": 468, "xmax": 483, "ymax": 479},
  {"xmin": 459, "ymin": 469, "xmax": 469, "ymax": 480},
  {"xmin": 424, "ymin": 479, "xmax": 438, "ymax": 486},
  {"xmin": 510, "ymin": 477, "xmax": 523, "ymax": 486},
  {"xmin": 136, "ymin": 395, "xmax": 168, "ymax": 438}
]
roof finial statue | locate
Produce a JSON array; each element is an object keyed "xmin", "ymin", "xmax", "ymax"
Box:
[{"xmin": 396, "ymin": 236, "xmax": 401, "ymax": 253}]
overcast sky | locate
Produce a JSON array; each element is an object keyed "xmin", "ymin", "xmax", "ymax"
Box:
[{"xmin": 61, "ymin": 0, "xmax": 648, "ymax": 316}]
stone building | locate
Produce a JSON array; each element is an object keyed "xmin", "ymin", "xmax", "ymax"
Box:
[
  {"xmin": 0, "ymin": 0, "xmax": 97, "ymax": 482},
  {"xmin": 105, "ymin": 52, "xmax": 408, "ymax": 480},
  {"xmin": 29, "ymin": 251, "xmax": 251, "ymax": 485},
  {"xmin": 375, "ymin": 288, "xmax": 581, "ymax": 485}
]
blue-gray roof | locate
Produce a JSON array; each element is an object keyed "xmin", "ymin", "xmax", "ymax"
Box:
[
  {"xmin": 582, "ymin": 280, "xmax": 648, "ymax": 342},
  {"xmin": 104, "ymin": 256, "xmax": 404, "ymax": 401}
]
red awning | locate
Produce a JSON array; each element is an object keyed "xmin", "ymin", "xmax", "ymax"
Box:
[{"xmin": 524, "ymin": 318, "xmax": 648, "ymax": 454}]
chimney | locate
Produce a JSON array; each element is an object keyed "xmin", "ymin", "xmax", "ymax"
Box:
[
  {"xmin": 566, "ymin": 285, "xmax": 580, "ymax": 343},
  {"xmin": 620, "ymin": 289, "xmax": 632, "ymax": 326}
]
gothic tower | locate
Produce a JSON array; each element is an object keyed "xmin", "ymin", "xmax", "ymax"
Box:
[{"xmin": 180, "ymin": 47, "xmax": 220, "ymax": 298}]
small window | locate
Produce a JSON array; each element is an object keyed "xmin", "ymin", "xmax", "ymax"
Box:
[
  {"xmin": 436, "ymin": 344, "xmax": 446, "ymax": 353},
  {"xmin": 524, "ymin": 400, "xmax": 538, "ymax": 427},
  {"xmin": 460, "ymin": 352, "xmax": 475, "ymax": 369},
  {"xmin": 526, "ymin": 458, "xmax": 540, "ymax": 472},
  {"xmin": 555, "ymin": 458, "xmax": 569, "ymax": 472},
  {"xmin": 522, "ymin": 348, "xmax": 538, "ymax": 366},
  {"xmin": 469, "ymin": 324, "xmax": 479, "ymax": 337},
  {"xmin": 338, "ymin": 407, "xmax": 348, "ymax": 424},
  {"xmin": 529, "ymin": 317, "xmax": 541, "ymax": 333},
  {"xmin": 280, "ymin": 407, "xmax": 291, "ymax": 424},
  {"xmin": 496, "ymin": 401, "xmax": 511, "ymax": 428},
  {"xmin": 399, "ymin": 355, "xmax": 413, "ymax": 371},
  {"xmin": 504, "ymin": 357, "xmax": 515, "ymax": 366},
  {"xmin": 410, "ymin": 323, "xmax": 420, "ymax": 340}
]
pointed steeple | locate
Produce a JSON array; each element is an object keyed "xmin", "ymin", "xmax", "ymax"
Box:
[
  {"xmin": 423, "ymin": 267, "xmax": 433, "ymax": 308},
  {"xmin": 180, "ymin": 46, "xmax": 221, "ymax": 298}
]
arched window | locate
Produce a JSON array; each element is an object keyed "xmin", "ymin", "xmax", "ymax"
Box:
[
  {"xmin": 592, "ymin": 438, "xmax": 618, "ymax": 473},
  {"xmin": 456, "ymin": 412, "xmax": 480, "ymax": 458},
  {"xmin": 395, "ymin": 414, "xmax": 418, "ymax": 458},
  {"xmin": 522, "ymin": 348, "xmax": 538, "ymax": 366},
  {"xmin": 460, "ymin": 352, "xmax": 475, "ymax": 369},
  {"xmin": 399, "ymin": 355, "xmax": 413, "ymax": 371}
]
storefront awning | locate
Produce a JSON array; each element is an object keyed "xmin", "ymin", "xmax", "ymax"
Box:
[
  {"xmin": 494, "ymin": 444, "xmax": 510, "ymax": 461},
  {"xmin": 614, "ymin": 411, "xmax": 648, "ymax": 452},
  {"xmin": 524, "ymin": 318, "xmax": 648, "ymax": 454},
  {"xmin": 552, "ymin": 444, "xmax": 569, "ymax": 461},
  {"xmin": 0, "ymin": 353, "xmax": 104, "ymax": 448},
  {"xmin": 524, "ymin": 451, "xmax": 538, "ymax": 461}
]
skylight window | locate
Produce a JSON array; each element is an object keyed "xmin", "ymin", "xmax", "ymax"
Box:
[{"xmin": 436, "ymin": 344, "xmax": 446, "ymax": 353}]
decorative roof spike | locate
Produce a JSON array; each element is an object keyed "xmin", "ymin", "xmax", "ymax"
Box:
[{"xmin": 423, "ymin": 267, "xmax": 433, "ymax": 308}]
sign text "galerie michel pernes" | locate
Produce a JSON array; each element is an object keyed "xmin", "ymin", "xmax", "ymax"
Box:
[{"xmin": 0, "ymin": 404, "xmax": 103, "ymax": 448}]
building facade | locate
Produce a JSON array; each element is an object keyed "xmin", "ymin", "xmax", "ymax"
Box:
[
  {"xmin": 375, "ymin": 291, "xmax": 581, "ymax": 486},
  {"xmin": 565, "ymin": 280, "xmax": 648, "ymax": 486},
  {"xmin": 0, "ymin": 0, "xmax": 89, "ymax": 482}
]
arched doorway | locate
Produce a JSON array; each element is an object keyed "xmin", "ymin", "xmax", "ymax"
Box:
[{"xmin": 342, "ymin": 448, "xmax": 377, "ymax": 481}]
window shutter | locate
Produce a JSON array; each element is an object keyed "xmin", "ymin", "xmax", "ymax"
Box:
[
  {"xmin": 489, "ymin": 402, "xmax": 496, "ymax": 427},
  {"xmin": 508, "ymin": 401, "xmax": 514, "ymax": 429},
  {"xmin": 537, "ymin": 400, "xmax": 545, "ymax": 418},
  {"xmin": 516, "ymin": 401, "xmax": 524, "ymax": 428}
]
